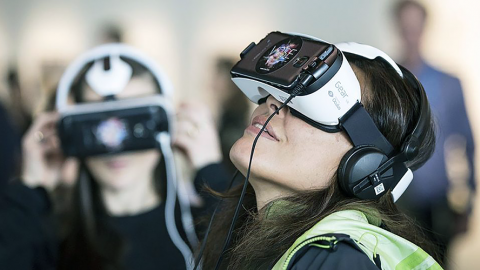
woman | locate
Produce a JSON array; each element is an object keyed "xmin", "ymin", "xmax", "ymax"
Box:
[
  {"xmin": 3, "ymin": 44, "xmax": 228, "ymax": 270},
  {"xmin": 201, "ymin": 36, "xmax": 442, "ymax": 269}
]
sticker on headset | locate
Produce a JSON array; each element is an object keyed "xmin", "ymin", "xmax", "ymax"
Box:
[
  {"xmin": 374, "ymin": 183, "xmax": 385, "ymax": 195},
  {"xmin": 256, "ymin": 37, "xmax": 302, "ymax": 74},
  {"xmin": 94, "ymin": 117, "xmax": 128, "ymax": 149}
]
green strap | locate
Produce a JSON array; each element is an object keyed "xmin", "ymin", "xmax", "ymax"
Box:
[
  {"xmin": 282, "ymin": 236, "xmax": 337, "ymax": 270},
  {"xmin": 310, "ymin": 243, "xmax": 333, "ymax": 249},
  {"xmin": 396, "ymin": 248, "xmax": 441, "ymax": 270}
]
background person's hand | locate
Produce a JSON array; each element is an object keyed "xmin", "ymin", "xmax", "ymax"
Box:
[
  {"xmin": 174, "ymin": 101, "xmax": 223, "ymax": 170},
  {"xmin": 21, "ymin": 112, "xmax": 64, "ymax": 191}
]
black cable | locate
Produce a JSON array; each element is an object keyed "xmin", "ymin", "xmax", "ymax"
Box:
[
  {"xmin": 193, "ymin": 170, "xmax": 241, "ymax": 270},
  {"xmin": 213, "ymin": 80, "xmax": 309, "ymax": 270}
]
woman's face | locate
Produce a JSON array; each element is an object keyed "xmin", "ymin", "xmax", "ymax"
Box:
[
  {"xmin": 230, "ymin": 95, "xmax": 352, "ymax": 195},
  {"xmin": 84, "ymin": 74, "xmax": 161, "ymax": 191}
]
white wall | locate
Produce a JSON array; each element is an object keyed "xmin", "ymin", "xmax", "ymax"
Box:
[
  {"xmin": 0, "ymin": 0, "xmax": 397, "ymax": 103},
  {"xmin": 0, "ymin": 0, "xmax": 478, "ymax": 184}
]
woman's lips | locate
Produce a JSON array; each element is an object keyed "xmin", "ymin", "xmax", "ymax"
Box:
[
  {"xmin": 245, "ymin": 116, "xmax": 279, "ymax": 142},
  {"xmin": 105, "ymin": 158, "xmax": 128, "ymax": 170}
]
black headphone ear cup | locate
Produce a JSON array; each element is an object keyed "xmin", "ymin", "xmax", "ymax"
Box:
[
  {"xmin": 337, "ymin": 145, "xmax": 388, "ymax": 197},
  {"xmin": 338, "ymin": 146, "xmax": 365, "ymax": 195}
]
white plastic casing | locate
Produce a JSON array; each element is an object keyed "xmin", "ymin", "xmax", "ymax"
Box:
[
  {"xmin": 85, "ymin": 54, "xmax": 133, "ymax": 97},
  {"xmin": 56, "ymin": 43, "xmax": 174, "ymax": 112},
  {"xmin": 336, "ymin": 42, "xmax": 403, "ymax": 78},
  {"xmin": 231, "ymin": 39, "xmax": 404, "ymax": 126},
  {"xmin": 391, "ymin": 169, "xmax": 413, "ymax": 202}
]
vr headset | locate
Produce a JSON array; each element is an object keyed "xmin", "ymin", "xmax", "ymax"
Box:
[
  {"xmin": 56, "ymin": 44, "xmax": 175, "ymax": 158},
  {"xmin": 57, "ymin": 45, "xmax": 197, "ymax": 268},
  {"xmin": 231, "ymin": 32, "xmax": 430, "ymax": 201}
]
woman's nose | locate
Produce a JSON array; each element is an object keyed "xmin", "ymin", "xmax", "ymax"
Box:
[{"xmin": 266, "ymin": 95, "xmax": 288, "ymax": 118}]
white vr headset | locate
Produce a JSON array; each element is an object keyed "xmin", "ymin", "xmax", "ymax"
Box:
[
  {"xmin": 231, "ymin": 32, "xmax": 402, "ymax": 128},
  {"xmin": 230, "ymin": 31, "xmax": 430, "ymax": 201}
]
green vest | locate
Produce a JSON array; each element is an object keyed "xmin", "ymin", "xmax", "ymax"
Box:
[{"xmin": 271, "ymin": 210, "xmax": 442, "ymax": 270}]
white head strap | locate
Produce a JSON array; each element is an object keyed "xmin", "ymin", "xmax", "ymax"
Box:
[
  {"xmin": 56, "ymin": 43, "xmax": 174, "ymax": 112},
  {"xmin": 85, "ymin": 54, "xmax": 133, "ymax": 97},
  {"xmin": 335, "ymin": 42, "xmax": 404, "ymax": 78}
]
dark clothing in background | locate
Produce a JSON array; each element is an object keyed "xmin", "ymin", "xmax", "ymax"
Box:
[
  {"xmin": 0, "ymin": 184, "xmax": 56, "ymax": 270},
  {"xmin": 398, "ymin": 60, "xmax": 475, "ymax": 257},
  {"xmin": 0, "ymin": 163, "xmax": 229, "ymax": 270},
  {"xmin": 406, "ymin": 60, "xmax": 475, "ymax": 202},
  {"xmin": 111, "ymin": 204, "xmax": 186, "ymax": 270},
  {"xmin": 0, "ymin": 103, "xmax": 21, "ymax": 189}
]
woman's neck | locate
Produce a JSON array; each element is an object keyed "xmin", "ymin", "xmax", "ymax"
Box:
[
  {"xmin": 101, "ymin": 175, "xmax": 160, "ymax": 216},
  {"xmin": 250, "ymin": 179, "xmax": 295, "ymax": 210}
]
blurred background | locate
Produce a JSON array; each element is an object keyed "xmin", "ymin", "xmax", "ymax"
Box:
[{"xmin": 0, "ymin": 0, "xmax": 479, "ymax": 268}]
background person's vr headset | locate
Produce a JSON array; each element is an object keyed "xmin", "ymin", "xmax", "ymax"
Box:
[
  {"xmin": 230, "ymin": 31, "xmax": 431, "ymax": 202},
  {"xmin": 56, "ymin": 44, "xmax": 175, "ymax": 158}
]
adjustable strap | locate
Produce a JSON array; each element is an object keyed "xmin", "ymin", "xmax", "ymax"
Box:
[
  {"xmin": 103, "ymin": 95, "xmax": 116, "ymax": 101},
  {"xmin": 284, "ymin": 233, "xmax": 382, "ymax": 270},
  {"xmin": 339, "ymin": 102, "xmax": 394, "ymax": 155}
]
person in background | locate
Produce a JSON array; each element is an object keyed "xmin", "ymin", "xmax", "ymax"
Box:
[
  {"xmin": 0, "ymin": 102, "xmax": 21, "ymax": 189},
  {"xmin": 174, "ymin": 57, "xmax": 249, "ymax": 207},
  {"xmin": 181, "ymin": 57, "xmax": 250, "ymax": 175},
  {"xmin": 0, "ymin": 44, "xmax": 227, "ymax": 270},
  {"xmin": 394, "ymin": 0, "xmax": 476, "ymax": 259},
  {"xmin": 6, "ymin": 68, "xmax": 32, "ymax": 135},
  {"xmin": 213, "ymin": 58, "xmax": 251, "ymax": 174},
  {"xmin": 0, "ymin": 68, "xmax": 29, "ymax": 188}
]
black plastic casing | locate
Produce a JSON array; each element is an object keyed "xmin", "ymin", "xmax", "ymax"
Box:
[
  {"xmin": 58, "ymin": 106, "xmax": 169, "ymax": 158},
  {"xmin": 231, "ymin": 31, "xmax": 339, "ymax": 92}
]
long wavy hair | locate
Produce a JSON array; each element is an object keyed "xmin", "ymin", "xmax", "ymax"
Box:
[
  {"xmin": 201, "ymin": 53, "xmax": 439, "ymax": 269},
  {"xmin": 56, "ymin": 58, "xmax": 167, "ymax": 270}
]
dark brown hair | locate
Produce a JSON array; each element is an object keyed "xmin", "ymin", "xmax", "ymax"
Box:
[{"xmin": 201, "ymin": 54, "xmax": 438, "ymax": 269}]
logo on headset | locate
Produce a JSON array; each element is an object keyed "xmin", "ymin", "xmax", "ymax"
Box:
[
  {"xmin": 328, "ymin": 90, "xmax": 341, "ymax": 110},
  {"xmin": 335, "ymin": 81, "xmax": 349, "ymax": 99},
  {"xmin": 332, "ymin": 97, "xmax": 341, "ymax": 110},
  {"xmin": 374, "ymin": 183, "xmax": 385, "ymax": 195}
]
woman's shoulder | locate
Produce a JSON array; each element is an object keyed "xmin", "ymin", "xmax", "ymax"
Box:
[{"xmin": 285, "ymin": 233, "xmax": 379, "ymax": 270}]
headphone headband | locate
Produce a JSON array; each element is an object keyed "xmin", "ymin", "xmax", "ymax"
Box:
[{"xmin": 398, "ymin": 66, "xmax": 431, "ymax": 161}]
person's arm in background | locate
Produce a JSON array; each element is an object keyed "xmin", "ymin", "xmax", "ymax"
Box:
[
  {"xmin": 174, "ymin": 102, "xmax": 230, "ymax": 194},
  {"xmin": 443, "ymin": 77, "xmax": 475, "ymax": 190},
  {"xmin": 442, "ymin": 76, "xmax": 476, "ymax": 215},
  {"xmin": 0, "ymin": 112, "xmax": 63, "ymax": 269},
  {"xmin": 0, "ymin": 103, "xmax": 21, "ymax": 190}
]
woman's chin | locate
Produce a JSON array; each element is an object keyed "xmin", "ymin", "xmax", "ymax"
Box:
[
  {"xmin": 97, "ymin": 174, "xmax": 137, "ymax": 191},
  {"xmin": 229, "ymin": 137, "xmax": 252, "ymax": 175}
]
